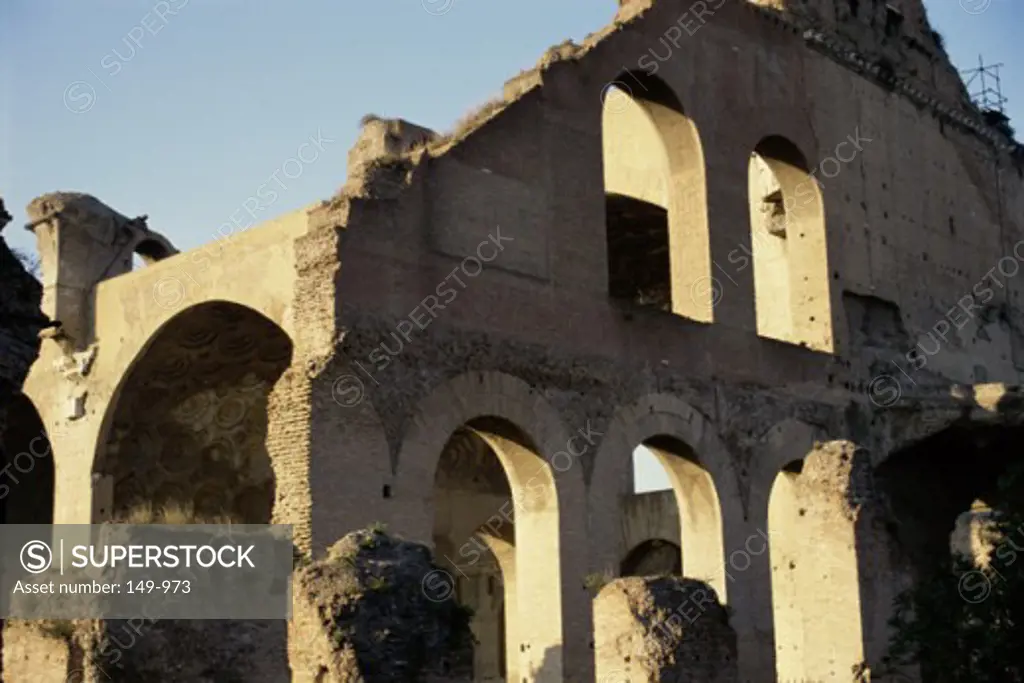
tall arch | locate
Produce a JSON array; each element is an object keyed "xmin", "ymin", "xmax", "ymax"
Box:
[
  {"xmin": 589, "ymin": 393, "xmax": 743, "ymax": 602},
  {"xmin": 754, "ymin": 421, "xmax": 870, "ymax": 681},
  {"xmin": 392, "ymin": 371, "xmax": 588, "ymax": 682},
  {"xmin": 0, "ymin": 394, "xmax": 54, "ymax": 524},
  {"xmin": 94, "ymin": 301, "xmax": 293, "ymax": 524},
  {"xmin": 748, "ymin": 135, "xmax": 832, "ymax": 351},
  {"xmin": 601, "ymin": 70, "xmax": 712, "ymax": 321}
]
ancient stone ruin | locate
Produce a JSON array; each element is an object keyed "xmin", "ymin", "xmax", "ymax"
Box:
[
  {"xmin": 594, "ymin": 577, "xmax": 737, "ymax": 683},
  {"xmin": 3, "ymin": 0, "xmax": 1024, "ymax": 681},
  {"xmin": 290, "ymin": 528, "xmax": 473, "ymax": 683}
]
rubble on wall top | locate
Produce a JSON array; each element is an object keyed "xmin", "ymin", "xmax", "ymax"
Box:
[
  {"xmin": 741, "ymin": 0, "xmax": 1019, "ymax": 154},
  {"xmin": 329, "ymin": 0, "xmax": 1020, "ymax": 211}
]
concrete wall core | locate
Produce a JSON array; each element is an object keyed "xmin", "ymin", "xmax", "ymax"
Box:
[{"xmin": 594, "ymin": 576, "xmax": 738, "ymax": 683}]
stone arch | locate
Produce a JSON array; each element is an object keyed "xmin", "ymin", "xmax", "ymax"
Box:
[
  {"xmin": 754, "ymin": 420, "xmax": 870, "ymax": 681},
  {"xmin": 590, "ymin": 393, "xmax": 743, "ymax": 602},
  {"xmin": 601, "ymin": 69, "xmax": 712, "ymax": 321},
  {"xmin": 0, "ymin": 394, "xmax": 54, "ymax": 524},
  {"xmin": 748, "ymin": 135, "xmax": 833, "ymax": 351},
  {"xmin": 93, "ymin": 301, "xmax": 293, "ymax": 524},
  {"xmin": 872, "ymin": 418, "xmax": 1024, "ymax": 680},
  {"xmin": 132, "ymin": 236, "xmax": 176, "ymax": 265},
  {"xmin": 620, "ymin": 538, "xmax": 682, "ymax": 577},
  {"xmin": 875, "ymin": 418, "xmax": 1024, "ymax": 571},
  {"xmin": 749, "ymin": 418, "xmax": 822, "ymax": 515},
  {"xmin": 393, "ymin": 370, "xmax": 588, "ymax": 682}
]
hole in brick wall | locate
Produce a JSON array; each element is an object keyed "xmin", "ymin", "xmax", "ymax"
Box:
[
  {"xmin": 885, "ymin": 5, "xmax": 904, "ymax": 37},
  {"xmin": 606, "ymin": 195, "xmax": 671, "ymax": 311},
  {"xmin": 382, "ymin": 485, "xmax": 391, "ymax": 498}
]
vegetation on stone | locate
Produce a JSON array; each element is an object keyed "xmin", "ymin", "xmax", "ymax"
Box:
[{"xmin": 884, "ymin": 464, "xmax": 1024, "ymax": 682}]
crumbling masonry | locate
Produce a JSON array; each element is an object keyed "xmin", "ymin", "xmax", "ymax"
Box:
[{"xmin": 5, "ymin": 0, "xmax": 1024, "ymax": 681}]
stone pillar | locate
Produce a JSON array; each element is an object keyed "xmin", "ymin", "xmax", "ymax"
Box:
[
  {"xmin": 950, "ymin": 502, "xmax": 1002, "ymax": 567},
  {"xmin": 25, "ymin": 193, "xmax": 175, "ymax": 349},
  {"xmin": 268, "ymin": 208, "xmax": 342, "ymax": 556},
  {"xmin": 1, "ymin": 621, "xmax": 78, "ymax": 683},
  {"xmin": 290, "ymin": 202, "xmax": 394, "ymax": 559},
  {"xmin": 747, "ymin": 436, "xmax": 886, "ymax": 683},
  {"xmin": 594, "ymin": 577, "xmax": 738, "ymax": 683}
]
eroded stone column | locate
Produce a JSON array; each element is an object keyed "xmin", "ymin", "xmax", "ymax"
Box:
[
  {"xmin": 26, "ymin": 192, "xmax": 175, "ymax": 349},
  {"xmin": 764, "ymin": 441, "xmax": 887, "ymax": 682},
  {"xmin": 594, "ymin": 577, "xmax": 738, "ymax": 683}
]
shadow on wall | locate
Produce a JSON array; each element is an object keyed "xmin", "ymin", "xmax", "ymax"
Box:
[
  {"xmin": 620, "ymin": 538, "xmax": 682, "ymax": 577},
  {"xmin": 871, "ymin": 391, "xmax": 1024, "ymax": 681},
  {"xmin": 95, "ymin": 301, "xmax": 293, "ymax": 523},
  {"xmin": 533, "ymin": 646, "xmax": 561, "ymax": 683},
  {"xmin": 0, "ymin": 393, "xmax": 54, "ymax": 525}
]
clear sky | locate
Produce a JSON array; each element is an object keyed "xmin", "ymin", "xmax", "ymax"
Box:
[{"xmin": 2, "ymin": 0, "xmax": 1022, "ymax": 492}]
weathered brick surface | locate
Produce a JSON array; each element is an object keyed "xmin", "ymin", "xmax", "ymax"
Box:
[{"xmin": 594, "ymin": 577, "xmax": 738, "ymax": 683}]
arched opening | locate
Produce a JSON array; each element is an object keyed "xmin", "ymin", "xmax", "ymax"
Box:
[
  {"xmin": 874, "ymin": 421, "xmax": 1023, "ymax": 680},
  {"xmin": 620, "ymin": 538, "xmax": 682, "ymax": 577},
  {"xmin": 134, "ymin": 238, "xmax": 175, "ymax": 264},
  {"xmin": 0, "ymin": 395, "xmax": 54, "ymax": 524},
  {"xmin": 601, "ymin": 70, "xmax": 712, "ymax": 321},
  {"xmin": 95, "ymin": 301, "xmax": 292, "ymax": 524},
  {"xmin": 767, "ymin": 444, "xmax": 867, "ymax": 681},
  {"xmin": 878, "ymin": 424, "xmax": 1020, "ymax": 574},
  {"xmin": 748, "ymin": 136, "xmax": 832, "ymax": 351},
  {"xmin": 627, "ymin": 436, "xmax": 725, "ymax": 596},
  {"xmin": 432, "ymin": 416, "xmax": 559, "ymax": 683},
  {"xmin": 111, "ymin": 224, "xmax": 176, "ymax": 273}
]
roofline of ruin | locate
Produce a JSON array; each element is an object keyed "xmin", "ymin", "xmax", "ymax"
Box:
[
  {"xmin": 738, "ymin": 2, "xmax": 1021, "ymax": 158},
  {"xmin": 428, "ymin": 0, "xmax": 1024, "ymax": 171}
]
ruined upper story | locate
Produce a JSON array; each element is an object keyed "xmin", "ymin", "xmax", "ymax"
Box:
[
  {"xmin": 322, "ymin": 0, "xmax": 1024, "ymax": 392},
  {"xmin": 26, "ymin": 0, "xmax": 1024, "ymax": 408},
  {"xmin": 744, "ymin": 0, "xmax": 984, "ymax": 117}
]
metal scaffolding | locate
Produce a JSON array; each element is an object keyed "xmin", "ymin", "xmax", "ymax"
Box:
[{"xmin": 962, "ymin": 55, "xmax": 1008, "ymax": 114}]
